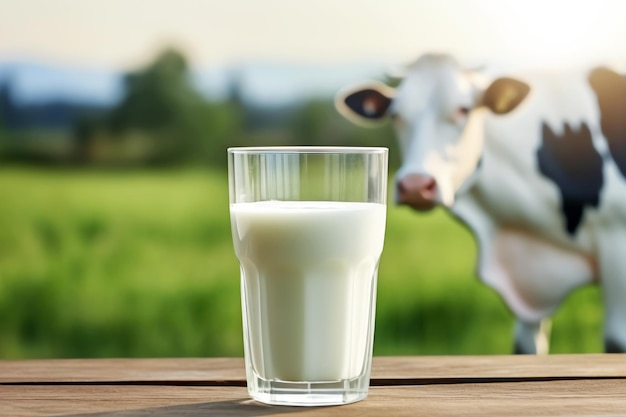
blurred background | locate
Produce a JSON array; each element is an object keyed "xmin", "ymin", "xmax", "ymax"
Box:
[{"xmin": 2, "ymin": 0, "xmax": 625, "ymax": 358}]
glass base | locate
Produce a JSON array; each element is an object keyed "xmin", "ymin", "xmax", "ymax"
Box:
[{"xmin": 247, "ymin": 372, "xmax": 370, "ymax": 406}]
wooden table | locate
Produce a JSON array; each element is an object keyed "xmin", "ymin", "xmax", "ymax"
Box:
[{"xmin": 2, "ymin": 355, "xmax": 626, "ymax": 416}]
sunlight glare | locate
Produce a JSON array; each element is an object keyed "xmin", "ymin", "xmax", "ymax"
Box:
[{"xmin": 480, "ymin": 0, "xmax": 621, "ymax": 69}]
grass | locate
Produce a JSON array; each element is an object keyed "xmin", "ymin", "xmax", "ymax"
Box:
[{"xmin": 0, "ymin": 166, "xmax": 604, "ymax": 358}]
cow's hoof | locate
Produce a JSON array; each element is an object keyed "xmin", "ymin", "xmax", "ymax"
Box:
[
  {"xmin": 513, "ymin": 342, "xmax": 535, "ymax": 355},
  {"xmin": 605, "ymin": 338, "xmax": 626, "ymax": 353}
]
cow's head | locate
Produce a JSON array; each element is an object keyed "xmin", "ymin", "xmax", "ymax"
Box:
[{"xmin": 336, "ymin": 53, "xmax": 530, "ymax": 210}]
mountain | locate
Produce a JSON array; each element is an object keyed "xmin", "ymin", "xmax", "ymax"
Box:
[{"xmin": 0, "ymin": 59, "xmax": 388, "ymax": 108}]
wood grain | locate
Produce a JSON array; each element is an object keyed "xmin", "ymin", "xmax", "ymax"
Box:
[
  {"xmin": 2, "ymin": 355, "xmax": 626, "ymax": 384},
  {"xmin": 3, "ymin": 379, "xmax": 626, "ymax": 417},
  {"xmin": 0, "ymin": 357, "xmax": 245, "ymax": 384},
  {"xmin": 3, "ymin": 355, "xmax": 626, "ymax": 416}
]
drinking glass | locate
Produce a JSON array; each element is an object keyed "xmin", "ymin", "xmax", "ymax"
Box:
[{"xmin": 228, "ymin": 146, "xmax": 388, "ymax": 406}]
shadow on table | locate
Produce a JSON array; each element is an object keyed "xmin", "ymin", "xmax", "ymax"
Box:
[{"xmin": 63, "ymin": 398, "xmax": 321, "ymax": 416}]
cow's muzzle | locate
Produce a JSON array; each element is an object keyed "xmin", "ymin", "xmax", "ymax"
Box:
[{"xmin": 396, "ymin": 174, "xmax": 438, "ymax": 211}]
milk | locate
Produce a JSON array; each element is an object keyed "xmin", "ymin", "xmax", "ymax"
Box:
[{"xmin": 231, "ymin": 200, "xmax": 386, "ymax": 382}]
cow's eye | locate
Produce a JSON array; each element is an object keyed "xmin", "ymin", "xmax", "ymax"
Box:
[{"xmin": 458, "ymin": 107, "xmax": 470, "ymax": 116}]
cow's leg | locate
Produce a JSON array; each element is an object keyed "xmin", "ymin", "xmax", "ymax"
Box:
[
  {"xmin": 514, "ymin": 319, "xmax": 551, "ymax": 354},
  {"xmin": 598, "ymin": 233, "xmax": 626, "ymax": 353}
]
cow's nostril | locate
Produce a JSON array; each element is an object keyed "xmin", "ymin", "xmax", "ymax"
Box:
[{"xmin": 424, "ymin": 178, "xmax": 436, "ymax": 193}]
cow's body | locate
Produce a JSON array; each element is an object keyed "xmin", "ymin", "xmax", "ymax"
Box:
[{"xmin": 337, "ymin": 54, "xmax": 626, "ymax": 353}]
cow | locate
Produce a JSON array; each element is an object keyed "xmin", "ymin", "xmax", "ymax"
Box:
[{"xmin": 335, "ymin": 53, "xmax": 626, "ymax": 354}]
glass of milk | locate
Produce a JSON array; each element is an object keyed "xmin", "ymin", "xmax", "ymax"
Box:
[{"xmin": 228, "ymin": 147, "xmax": 388, "ymax": 406}]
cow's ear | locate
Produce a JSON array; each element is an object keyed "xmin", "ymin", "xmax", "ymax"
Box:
[
  {"xmin": 479, "ymin": 77, "xmax": 530, "ymax": 115},
  {"xmin": 335, "ymin": 82, "xmax": 394, "ymax": 126}
]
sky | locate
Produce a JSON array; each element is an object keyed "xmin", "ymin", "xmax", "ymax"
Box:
[{"xmin": 3, "ymin": 0, "xmax": 626, "ymax": 72}]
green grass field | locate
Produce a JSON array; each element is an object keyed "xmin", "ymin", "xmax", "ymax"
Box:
[{"xmin": 0, "ymin": 166, "xmax": 604, "ymax": 358}]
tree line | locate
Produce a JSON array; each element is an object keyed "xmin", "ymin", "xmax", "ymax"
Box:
[{"xmin": 0, "ymin": 47, "xmax": 397, "ymax": 168}]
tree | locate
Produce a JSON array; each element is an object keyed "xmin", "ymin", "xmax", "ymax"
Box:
[
  {"xmin": 290, "ymin": 99, "xmax": 334, "ymax": 145},
  {"xmin": 108, "ymin": 47, "xmax": 239, "ymax": 165},
  {"xmin": 0, "ymin": 83, "xmax": 11, "ymax": 152}
]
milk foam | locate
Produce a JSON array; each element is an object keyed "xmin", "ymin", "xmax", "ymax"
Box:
[{"xmin": 231, "ymin": 200, "xmax": 386, "ymax": 381}]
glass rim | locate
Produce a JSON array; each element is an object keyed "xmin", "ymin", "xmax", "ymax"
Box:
[{"xmin": 228, "ymin": 146, "xmax": 388, "ymax": 155}]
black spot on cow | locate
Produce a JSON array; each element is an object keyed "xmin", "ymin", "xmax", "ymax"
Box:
[
  {"xmin": 588, "ymin": 67, "xmax": 626, "ymax": 178},
  {"xmin": 536, "ymin": 122, "xmax": 604, "ymax": 236}
]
